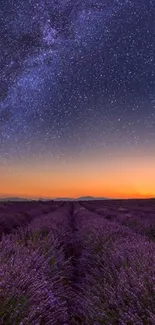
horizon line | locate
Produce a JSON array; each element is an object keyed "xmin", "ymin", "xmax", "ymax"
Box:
[{"xmin": 0, "ymin": 195, "xmax": 155, "ymax": 200}]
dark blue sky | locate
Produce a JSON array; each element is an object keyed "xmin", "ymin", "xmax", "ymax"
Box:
[{"xmin": 0, "ymin": 0, "xmax": 155, "ymax": 165}]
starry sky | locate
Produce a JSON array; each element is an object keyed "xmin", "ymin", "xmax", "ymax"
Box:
[{"xmin": 0, "ymin": 0, "xmax": 155, "ymax": 199}]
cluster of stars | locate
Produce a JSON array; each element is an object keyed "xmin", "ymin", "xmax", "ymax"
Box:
[{"xmin": 0, "ymin": 0, "xmax": 155, "ymax": 164}]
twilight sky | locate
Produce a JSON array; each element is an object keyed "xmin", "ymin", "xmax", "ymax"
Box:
[{"xmin": 0, "ymin": 0, "xmax": 155, "ymax": 199}]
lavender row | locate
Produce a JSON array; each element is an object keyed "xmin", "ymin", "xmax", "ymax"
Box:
[
  {"xmin": 0, "ymin": 201, "xmax": 64, "ymax": 238},
  {"xmin": 0, "ymin": 203, "xmax": 73, "ymax": 325},
  {"xmin": 103, "ymin": 210, "xmax": 155, "ymax": 240},
  {"xmin": 0, "ymin": 201, "xmax": 54, "ymax": 214},
  {"xmin": 71, "ymin": 203, "xmax": 155, "ymax": 324},
  {"xmin": 82, "ymin": 200, "xmax": 155, "ymax": 241}
]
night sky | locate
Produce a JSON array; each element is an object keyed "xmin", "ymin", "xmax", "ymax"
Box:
[{"xmin": 0, "ymin": 0, "xmax": 155, "ymax": 199}]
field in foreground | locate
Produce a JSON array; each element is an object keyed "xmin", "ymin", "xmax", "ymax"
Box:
[{"xmin": 0, "ymin": 199, "xmax": 155, "ymax": 324}]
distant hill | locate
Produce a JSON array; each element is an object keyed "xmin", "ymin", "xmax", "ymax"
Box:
[
  {"xmin": 76, "ymin": 196, "xmax": 107, "ymax": 201},
  {"xmin": 0, "ymin": 197, "xmax": 30, "ymax": 202},
  {"xmin": 54, "ymin": 197, "xmax": 74, "ymax": 201},
  {"xmin": 54, "ymin": 196, "xmax": 107, "ymax": 201}
]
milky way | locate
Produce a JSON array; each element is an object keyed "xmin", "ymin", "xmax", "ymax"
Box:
[{"xmin": 0, "ymin": 0, "xmax": 155, "ymax": 165}]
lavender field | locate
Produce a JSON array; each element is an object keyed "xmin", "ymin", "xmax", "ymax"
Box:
[{"xmin": 0, "ymin": 199, "xmax": 155, "ymax": 324}]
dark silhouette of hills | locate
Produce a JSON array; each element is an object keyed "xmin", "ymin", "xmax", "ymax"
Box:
[
  {"xmin": 77, "ymin": 196, "xmax": 107, "ymax": 201},
  {"xmin": 54, "ymin": 197, "xmax": 74, "ymax": 201},
  {"xmin": 0, "ymin": 197, "xmax": 30, "ymax": 202},
  {"xmin": 0, "ymin": 196, "xmax": 107, "ymax": 202},
  {"xmin": 0, "ymin": 196, "xmax": 154, "ymax": 202},
  {"xmin": 54, "ymin": 196, "xmax": 107, "ymax": 201}
]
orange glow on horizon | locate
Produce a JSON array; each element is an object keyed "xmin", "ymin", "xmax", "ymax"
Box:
[{"xmin": 0, "ymin": 151, "xmax": 155, "ymax": 199}]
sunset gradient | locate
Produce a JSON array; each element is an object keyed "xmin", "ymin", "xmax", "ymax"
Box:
[{"xmin": 1, "ymin": 147, "xmax": 155, "ymax": 199}]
